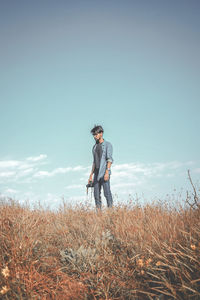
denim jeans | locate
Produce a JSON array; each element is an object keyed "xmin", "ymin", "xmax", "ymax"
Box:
[{"xmin": 93, "ymin": 173, "xmax": 113, "ymax": 209}]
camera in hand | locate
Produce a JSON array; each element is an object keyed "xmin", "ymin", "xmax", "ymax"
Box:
[{"xmin": 86, "ymin": 181, "xmax": 94, "ymax": 188}]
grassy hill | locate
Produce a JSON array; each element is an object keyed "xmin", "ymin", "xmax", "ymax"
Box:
[{"xmin": 0, "ymin": 198, "xmax": 199, "ymax": 299}]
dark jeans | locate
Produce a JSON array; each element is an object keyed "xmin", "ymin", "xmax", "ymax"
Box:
[{"xmin": 93, "ymin": 172, "xmax": 113, "ymax": 209}]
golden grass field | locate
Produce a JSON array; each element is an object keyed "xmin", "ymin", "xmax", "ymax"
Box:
[{"xmin": 0, "ymin": 197, "xmax": 199, "ymax": 299}]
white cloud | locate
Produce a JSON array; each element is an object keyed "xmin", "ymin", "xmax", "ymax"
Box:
[
  {"xmin": 0, "ymin": 171, "xmax": 16, "ymax": 178},
  {"xmin": 0, "ymin": 161, "xmax": 20, "ymax": 168},
  {"xmin": 112, "ymin": 161, "xmax": 194, "ymax": 180},
  {"xmin": 0, "ymin": 155, "xmax": 47, "ymax": 183},
  {"xmin": 73, "ymin": 165, "xmax": 88, "ymax": 171},
  {"xmin": 33, "ymin": 171, "xmax": 51, "ymax": 178},
  {"xmin": 33, "ymin": 168, "xmax": 71, "ymax": 178},
  {"xmin": 20, "ymin": 168, "xmax": 34, "ymax": 175},
  {"xmin": 108, "ymin": 161, "xmax": 197, "ymax": 198},
  {"xmin": 112, "ymin": 182, "xmax": 143, "ymax": 188},
  {"xmin": 65, "ymin": 184, "xmax": 83, "ymax": 190},
  {"xmin": 4, "ymin": 188, "xmax": 19, "ymax": 194},
  {"xmin": 0, "ymin": 154, "xmax": 88, "ymax": 183},
  {"xmin": 53, "ymin": 167, "xmax": 72, "ymax": 175},
  {"xmin": 26, "ymin": 154, "xmax": 47, "ymax": 162},
  {"xmin": 33, "ymin": 165, "xmax": 88, "ymax": 178},
  {"xmin": 0, "ymin": 155, "xmax": 47, "ymax": 171}
]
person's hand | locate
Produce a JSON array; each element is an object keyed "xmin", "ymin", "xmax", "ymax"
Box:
[
  {"xmin": 88, "ymin": 174, "xmax": 93, "ymax": 184},
  {"xmin": 104, "ymin": 171, "xmax": 109, "ymax": 181}
]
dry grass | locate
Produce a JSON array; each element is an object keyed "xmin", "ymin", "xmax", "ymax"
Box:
[{"xmin": 0, "ymin": 197, "xmax": 200, "ymax": 299}]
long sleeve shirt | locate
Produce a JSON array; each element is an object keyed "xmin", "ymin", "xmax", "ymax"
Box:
[{"xmin": 92, "ymin": 139, "xmax": 113, "ymax": 181}]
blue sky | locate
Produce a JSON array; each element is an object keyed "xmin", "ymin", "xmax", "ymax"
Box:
[{"xmin": 0, "ymin": 0, "xmax": 200, "ymax": 209}]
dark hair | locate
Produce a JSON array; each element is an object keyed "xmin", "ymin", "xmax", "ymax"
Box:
[{"xmin": 90, "ymin": 125, "xmax": 104, "ymax": 135}]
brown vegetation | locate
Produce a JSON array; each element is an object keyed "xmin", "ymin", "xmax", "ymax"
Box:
[{"xmin": 0, "ymin": 197, "xmax": 200, "ymax": 299}]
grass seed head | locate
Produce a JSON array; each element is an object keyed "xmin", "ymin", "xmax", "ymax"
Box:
[
  {"xmin": 190, "ymin": 244, "xmax": 196, "ymax": 250},
  {"xmin": 0, "ymin": 285, "xmax": 10, "ymax": 295},
  {"xmin": 145, "ymin": 258, "xmax": 152, "ymax": 266},
  {"xmin": 2, "ymin": 266, "xmax": 10, "ymax": 278},
  {"xmin": 137, "ymin": 259, "xmax": 144, "ymax": 267}
]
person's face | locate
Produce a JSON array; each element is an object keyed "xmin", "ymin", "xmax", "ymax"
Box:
[{"xmin": 93, "ymin": 132, "xmax": 103, "ymax": 142}]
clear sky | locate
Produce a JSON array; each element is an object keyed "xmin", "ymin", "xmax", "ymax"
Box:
[{"xmin": 0, "ymin": 0, "xmax": 200, "ymax": 209}]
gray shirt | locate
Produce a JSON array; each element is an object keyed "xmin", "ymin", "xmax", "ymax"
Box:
[{"xmin": 94, "ymin": 142, "xmax": 103, "ymax": 173}]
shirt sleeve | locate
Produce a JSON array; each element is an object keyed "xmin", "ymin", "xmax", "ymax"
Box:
[
  {"xmin": 92, "ymin": 145, "xmax": 95, "ymax": 164},
  {"xmin": 106, "ymin": 142, "xmax": 114, "ymax": 163}
]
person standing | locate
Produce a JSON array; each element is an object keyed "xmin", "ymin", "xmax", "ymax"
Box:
[{"xmin": 88, "ymin": 125, "xmax": 113, "ymax": 209}]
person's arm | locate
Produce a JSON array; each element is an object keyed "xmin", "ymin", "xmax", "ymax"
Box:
[
  {"xmin": 88, "ymin": 162, "xmax": 95, "ymax": 183},
  {"xmin": 104, "ymin": 161, "xmax": 112, "ymax": 180},
  {"xmin": 104, "ymin": 143, "xmax": 113, "ymax": 181},
  {"xmin": 90, "ymin": 162, "xmax": 95, "ymax": 176},
  {"xmin": 88, "ymin": 146, "xmax": 95, "ymax": 183},
  {"xmin": 106, "ymin": 161, "xmax": 112, "ymax": 172}
]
